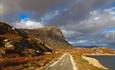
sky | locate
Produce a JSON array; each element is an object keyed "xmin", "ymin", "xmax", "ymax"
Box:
[{"xmin": 0, "ymin": 0, "xmax": 115, "ymax": 48}]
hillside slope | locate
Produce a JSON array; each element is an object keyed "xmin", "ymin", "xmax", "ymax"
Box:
[{"xmin": 0, "ymin": 22, "xmax": 71, "ymax": 56}]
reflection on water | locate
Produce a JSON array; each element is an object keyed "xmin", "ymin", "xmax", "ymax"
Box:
[{"xmin": 89, "ymin": 56, "xmax": 115, "ymax": 70}]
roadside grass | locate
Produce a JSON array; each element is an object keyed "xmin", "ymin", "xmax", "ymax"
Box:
[{"xmin": 0, "ymin": 52, "xmax": 62, "ymax": 70}]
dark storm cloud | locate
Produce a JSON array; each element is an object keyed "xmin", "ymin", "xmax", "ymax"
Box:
[
  {"xmin": 0, "ymin": 0, "xmax": 114, "ymax": 30},
  {"xmin": 44, "ymin": 0, "xmax": 113, "ymax": 25},
  {"xmin": 1, "ymin": 0, "xmax": 74, "ymax": 16},
  {"xmin": 0, "ymin": 0, "xmax": 111, "ymax": 22}
]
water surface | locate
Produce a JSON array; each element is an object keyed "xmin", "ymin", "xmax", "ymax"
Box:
[{"xmin": 89, "ymin": 56, "xmax": 115, "ymax": 70}]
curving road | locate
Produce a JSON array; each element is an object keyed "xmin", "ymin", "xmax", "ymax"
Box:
[{"xmin": 45, "ymin": 53, "xmax": 78, "ymax": 70}]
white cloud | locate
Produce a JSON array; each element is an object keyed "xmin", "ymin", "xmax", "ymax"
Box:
[
  {"xmin": 104, "ymin": 7, "xmax": 115, "ymax": 12},
  {"xmin": 61, "ymin": 29, "xmax": 77, "ymax": 37},
  {"xmin": 103, "ymin": 31, "xmax": 115, "ymax": 41},
  {"xmin": 76, "ymin": 40, "xmax": 89, "ymax": 43},
  {"xmin": 90, "ymin": 10, "xmax": 99, "ymax": 16},
  {"xmin": 93, "ymin": 17, "xmax": 100, "ymax": 20},
  {"xmin": 110, "ymin": 11, "xmax": 115, "ymax": 15},
  {"xmin": 14, "ymin": 20, "xmax": 44, "ymax": 29},
  {"xmin": 103, "ymin": 7, "xmax": 115, "ymax": 21}
]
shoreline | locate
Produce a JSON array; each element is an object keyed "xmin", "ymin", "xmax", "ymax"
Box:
[{"xmin": 84, "ymin": 54, "xmax": 115, "ymax": 56}]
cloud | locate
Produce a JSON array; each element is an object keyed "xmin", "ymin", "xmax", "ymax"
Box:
[
  {"xmin": 61, "ymin": 9, "xmax": 115, "ymax": 33},
  {"xmin": 41, "ymin": 10, "xmax": 60, "ymax": 23},
  {"xmin": 75, "ymin": 40, "xmax": 90, "ymax": 44},
  {"xmin": 93, "ymin": 17, "xmax": 101, "ymax": 20},
  {"xmin": 0, "ymin": 0, "xmax": 73, "ymax": 16},
  {"xmin": 0, "ymin": 4, "xmax": 4, "ymax": 15},
  {"xmin": 0, "ymin": 0, "xmax": 111, "ymax": 22},
  {"xmin": 102, "ymin": 28, "xmax": 115, "ymax": 41},
  {"xmin": 61, "ymin": 29, "xmax": 78, "ymax": 37},
  {"xmin": 61, "ymin": 5, "xmax": 115, "ymax": 47},
  {"xmin": 0, "ymin": 0, "xmax": 115, "ymax": 47},
  {"xmin": 14, "ymin": 20, "xmax": 44, "ymax": 29},
  {"xmin": 104, "ymin": 32, "xmax": 115, "ymax": 40}
]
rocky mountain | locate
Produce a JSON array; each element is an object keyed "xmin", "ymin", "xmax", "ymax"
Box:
[
  {"xmin": 0, "ymin": 22, "xmax": 71, "ymax": 56},
  {"xmin": 21, "ymin": 26, "xmax": 71, "ymax": 48}
]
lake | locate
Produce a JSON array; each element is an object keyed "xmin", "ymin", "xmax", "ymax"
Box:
[{"xmin": 89, "ymin": 56, "xmax": 115, "ymax": 70}]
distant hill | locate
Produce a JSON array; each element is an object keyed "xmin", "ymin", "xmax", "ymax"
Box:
[{"xmin": 76, "ymin": 45, "xmax": 100, "ymax": 48}]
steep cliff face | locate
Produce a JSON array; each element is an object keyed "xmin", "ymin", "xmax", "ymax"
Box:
[
  {"xmin": 23, "ymin": 26, "xmax": 70, "ymax": 49},
  {"xmin": 0, "ymin": 22, "xmax": 71, "ymax": 56}
]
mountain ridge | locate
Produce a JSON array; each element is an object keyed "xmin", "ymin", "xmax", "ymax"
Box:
[{"xmin": 0, "ymin": 21, "xmax": 71, "ymax": 56}]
